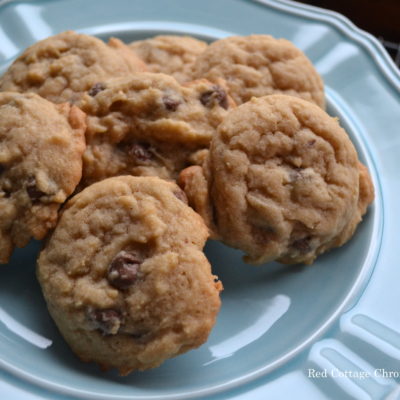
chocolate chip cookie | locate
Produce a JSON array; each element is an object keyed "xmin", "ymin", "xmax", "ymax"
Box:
[
  {"xmin": 37, "ymin": 176, "xmax": 222, "ymax": 375},
  {"xmin": 191, "ymin": 35, "xmax": 325, "ymax": 107},
  {"xmin": 130, "ymin": 35, "xmax": 207, "ymax": 83},
  {"xmin": 179, "ymin": 95, "xmax": 373, "ymax": 265},
  {"xmin": 78, "ymin": 72, "xmax": 234, "ymax": 187},
  {"xmin": 0, "ymin": 92, "xmax": 86, "ymax": 264},
  {"xmin": 338, "ymin": 161, "xmax": 375, "ymax": 242},
  {"xmin": 0, "ymin": 31, "xmax": 146, "ymax": 104}
]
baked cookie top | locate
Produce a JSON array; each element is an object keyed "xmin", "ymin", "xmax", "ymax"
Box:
[
  {"xmin": 180, "ymin": 95, "xmax": 372, "ymax": 265},
  {"xmin": 0, "ymin": 92, "xmax": 86, "ymax": 264},
  {"xmin": 130, "ymin": 35, "xmax": 207, "ymax": 83},
  {"xmin": 191, "ymin": 34, "xmax": 325, "ymax": 108},
  {"xmin": 37, "ymin": 176, "xmax": 222, "ymax": 375},
  {"xmin": 78, "ymin": 72, "xmax": 234, "ymax": 187},
  {"xmin": 0, "ymin": 31, "xmax": 146, "ymax": 104}
]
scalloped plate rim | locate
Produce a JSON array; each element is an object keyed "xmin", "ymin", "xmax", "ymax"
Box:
[{"xmin": 255, "ymin": 0, "xmax": 400, "ymax": 91}]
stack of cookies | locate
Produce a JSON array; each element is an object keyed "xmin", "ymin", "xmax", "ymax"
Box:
[{"xmin": 0, "ymin": 31, "xmax": 374, "ymax": 375}]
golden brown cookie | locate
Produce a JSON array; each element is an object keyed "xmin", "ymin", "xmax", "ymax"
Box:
[
  {"xmin": 130, "ymin": 35, "xmax": 207, "ymax": 83},
  {"xmin": 0, "ymin": 31, "xmax": 146, "ymax": 104},
  {"xmin": 78, "ymin": 73, "xmax": 234, "ymax": 187},
  {"xmin": 37, "ymin": 176, "xmax": 222, "ymax": 375},
  {"xmin": 191, "ymin": 35, "xmax": 325, "ymax": 107},
  {"xmin": 180, "ymin": 95, "xmax": 373, "ymax": 265},
  {"xmin": 357, "ymin": 161, "xmax": 375, "ymax": 217},
  {"xmin": 0, "ymin": 92, "xmax": 86, "ymax": 264}
]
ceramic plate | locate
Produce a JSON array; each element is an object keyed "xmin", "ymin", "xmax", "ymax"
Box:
[{"xmin": 0, "ymin": 0, "xmax": 399, "ymax": 399}]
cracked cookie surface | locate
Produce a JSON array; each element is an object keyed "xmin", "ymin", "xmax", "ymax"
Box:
[
  {"xmin": 0, "ymin": 92, "xmax": 86, "ymax": 264},
  {"xmin": 37, "ymin": 176, "xmax": 222, "ymax": 375},
  {"xmin": 78, "ymin": 73, "xmax": 234, "ymax": 187},
  {"xmin": 180, "ymin": 95, "xmax": 374, "ymax": 265},
  {"xmin": 191, "ymin": 35, "xmax": 325, "ymax": 107},
  {"xmin": 130, "ymin": 35, "xmax": 207, "ymax": 83},
  {"xmin": 0, "ymin": 31, "xmax": 146, "ymax": 104}
]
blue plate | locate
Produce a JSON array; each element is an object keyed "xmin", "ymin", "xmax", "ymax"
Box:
[{"xmin": 0, "ymin": 0, "xmax": 399, "ymax": 399}]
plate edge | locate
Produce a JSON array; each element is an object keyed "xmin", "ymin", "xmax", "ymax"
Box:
[{"xmin": 253, "ymin": 0, "xmax": 400, "ymax": 92}]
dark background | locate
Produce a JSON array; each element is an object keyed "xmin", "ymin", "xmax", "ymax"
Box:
[{"xmin": 298, "ymin": 0, "xmax": 400, "ymax": 67}]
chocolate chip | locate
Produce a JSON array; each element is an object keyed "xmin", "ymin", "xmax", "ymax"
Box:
[
  {"xmin": 26, "ymin": 177, "xmax": 46, "ymax": 201},
  {"xmin": 200, "ymin": 85, "xmax": 228, "ymax": 109},
  {"xmin": 173, "ymin": 189, "xmax": 188, "ymax": 204},
  {"xmin": 291, "ymin": 237, "xmax": 312, "ymax": 253},
  {"xmin": 0, "ymin": 164, "xmax": 4, "ymax": 175},
  {"xmin": 88, "ymin": 82, "xmax": 106, "ymax": 97},
  {"xmin": 108, "ymin": 251, "xmax": 141, "ymax": 290},
  {"xmin": 130, "ymin": 331, "xmax": 149, "ymax": 341},
  {"xmin": 252, "ymin": 225, "xmax": 275, "ymax": 245},
  {"xmin": 2, "ymin": 188, "xmax": 11, "ymax": 198},
  {"xmin": 307, "ymin": 139, "xmax": 316, "ymax": 147},
  {"xmin": 162, "ymin": 96, "xmax": 181, "ymax": 111},
  {"xmin": 127, "ymin": 143, "xmax": 153, "ymax": 163},
  {"xmin": 87, "ymin": 308, "xmax": 121, "ymax": 335}
]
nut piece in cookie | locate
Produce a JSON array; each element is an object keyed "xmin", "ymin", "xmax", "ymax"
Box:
[
  {"xmin": 191, "ymin": 34, "xmax": 325, "ymax": 108},
  {"xmin": 0, "ymin": 31, "xmax": 146, "ymax": 104},
  {"xmin": 130, "ymin": 35, "xmax": 207, "ymax": 83},
  {"xmin": 0, "ymin": 92, "xmax": 86, "ymax": 264},
  {"xmin": 78, "ymin": 73, "xmax": 234, "ymax": 187},
  {"xmin": 37, "ymin": 176, "xmax": 222, "ymax": 375},
  {"xmin": 179, "ymin": 94, "xmax": 374, "ymax": 265}
]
